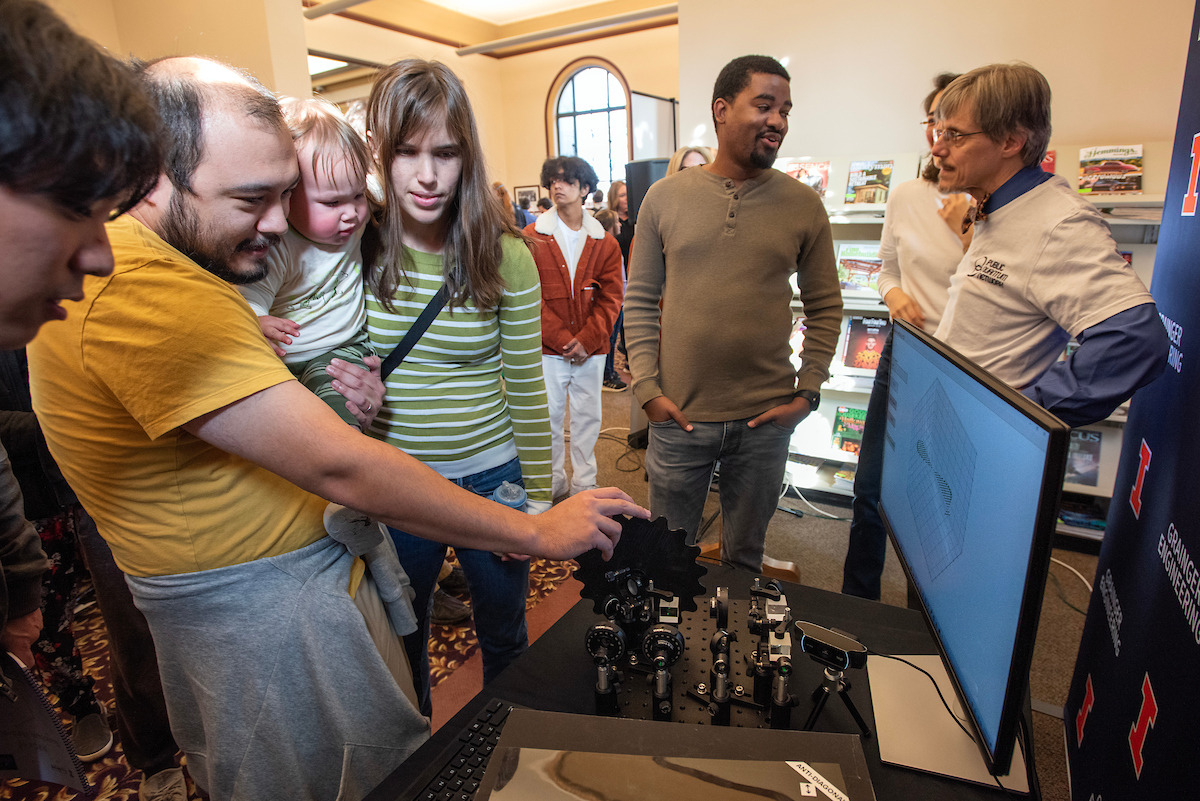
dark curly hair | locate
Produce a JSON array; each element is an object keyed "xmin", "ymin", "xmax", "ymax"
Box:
[
  {"xmin": 0, "ymin": 0, "xmax": 162, "ymax": 216},
  {"xmin": 540, "ymin": 156, "xmax": 599, "ymax": 198}
]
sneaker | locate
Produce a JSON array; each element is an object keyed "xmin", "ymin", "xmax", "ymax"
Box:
[
  {"xmin": 602, "ymin": 376, "xmax": 627, "ymax": 391},
  {"xmin": 71, "ymin": 711, "xmax": 113, "ymax": 762},
  {"xmin": 438, "ymin": 565, "xmax": 470, "ymax": 597},
  {"xmin": 141, "ymin": 767, "xmax": 188, "ymax": 801},
  {"xmin": 431, "ymin": 588, "xmax": 471, "ymax": 626}
]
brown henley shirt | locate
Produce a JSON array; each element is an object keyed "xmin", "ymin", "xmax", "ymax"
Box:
[{"xmin": 625, "ymin": 165, "xmax": 843, "ymax": 422}]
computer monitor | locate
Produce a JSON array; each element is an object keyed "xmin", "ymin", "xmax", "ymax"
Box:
[{"xmin": 878, "ymin": 320, "xmax": 1069, "ymax": 777}]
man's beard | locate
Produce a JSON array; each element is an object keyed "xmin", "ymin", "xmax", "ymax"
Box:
[
  {"xmin": 749, "ymin": 134, "xmax": 781, "ymax": 170},
  {"xmin": 159, "ymin": 191, "xmax": 276, "ymax": 285}
]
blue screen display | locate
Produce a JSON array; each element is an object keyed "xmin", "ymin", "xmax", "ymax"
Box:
[{"xmin": 880, "ymin": 327, "xmax": 1050, "ymax": 755}]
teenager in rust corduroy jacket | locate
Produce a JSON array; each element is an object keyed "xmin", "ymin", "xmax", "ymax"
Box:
[{"xmin": 524, "ymin": 209, "xmax": 624, "ymax": 358}]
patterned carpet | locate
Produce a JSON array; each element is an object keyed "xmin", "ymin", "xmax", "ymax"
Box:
[{"xmin": 1, "ymin": 554, "xmax": 575, "ymax": 800}]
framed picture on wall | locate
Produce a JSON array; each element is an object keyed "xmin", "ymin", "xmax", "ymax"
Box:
[{"xmin": 515, "ymin": 186, "xmax": 539, "ymax": 209}]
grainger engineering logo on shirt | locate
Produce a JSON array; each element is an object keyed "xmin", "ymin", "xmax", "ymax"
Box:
[{"xmin": 971, "ymin": 255, "xmax": 1009, "ymax": 288}]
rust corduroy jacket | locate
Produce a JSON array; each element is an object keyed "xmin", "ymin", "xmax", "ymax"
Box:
[{"xmin": 524, "ymin": 209, "xmax": 624, "ymax": 356}]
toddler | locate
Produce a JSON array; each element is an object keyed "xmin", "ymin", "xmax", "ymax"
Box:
[{"xmin": 238, "ymin": 97, "xmax": 374, "ymax": 428}]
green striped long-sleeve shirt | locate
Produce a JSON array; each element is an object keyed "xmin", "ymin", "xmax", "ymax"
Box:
[{"xmin": 365, "ymin": 236, "xmax": 552, "ymax": 509}]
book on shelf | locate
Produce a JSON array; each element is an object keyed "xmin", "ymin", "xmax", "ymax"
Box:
[
  {"xmin": 844, "ymin": 160, "xmax": 893, "ymax": 204},
  {"xmin": 833, "ymin": 468, "xmax": 856, "ymax": 491},
  {"xmin": 1119, "ymin": 250, "xmax": 1133, "ymax": 266},
  {"xmin": 1065, "ymin": 429, "xmax": 1102, "ymax": 487},
  {"xmin": 1078, "ymin": 145, "xmax": 1143, "ymax": 195},
  {"xmin": 831, "ymin": 406, "xmax": 867, "ymax": 455},
  {"xmin": 1041, "ymin": 150, "xmax": 1056, "ymax": 174},
  {"xmin": 784, "ymin": 160, "xmax": 831, "ymax": 197},
  {"xmin": 837, "ymin": 243, "xmax": 882, "ymax": 296},
  {"xmin": 841, "ymin": 315, "xmax": 890, "ymax": 370}
]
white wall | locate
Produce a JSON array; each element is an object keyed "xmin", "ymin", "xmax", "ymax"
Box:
[{"xmin": 679, "ymin": 0, "xmax": 1192, "ymax": 178}]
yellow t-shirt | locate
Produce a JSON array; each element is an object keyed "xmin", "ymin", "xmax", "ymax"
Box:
[{"xmin": 27, "ymin": 216, "xmax": 329, "ymax": 577}]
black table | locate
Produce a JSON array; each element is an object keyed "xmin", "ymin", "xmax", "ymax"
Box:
[{"xmin": 367, "ymin": 562, "xmax": 1018, "ymax": 800}]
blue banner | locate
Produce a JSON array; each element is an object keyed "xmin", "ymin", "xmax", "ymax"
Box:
[{"xmin": 1065, "ymin": 3, "xmax": 1200, "ymax": 797}]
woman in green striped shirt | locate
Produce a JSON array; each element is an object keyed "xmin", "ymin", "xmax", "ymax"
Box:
[{"xmin": 364, "ymin": 60, "xmax": 551, "ymax": 715}]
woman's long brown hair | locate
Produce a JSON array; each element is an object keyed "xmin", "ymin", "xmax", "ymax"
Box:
[{"xmin": 366, "ymin": 59, "xmax": 524, "ymax": 312}]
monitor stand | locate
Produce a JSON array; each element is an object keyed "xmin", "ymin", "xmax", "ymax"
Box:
[{"xmin": 867, "ymin": 654, "xmax": 1029, "ymax": 794}]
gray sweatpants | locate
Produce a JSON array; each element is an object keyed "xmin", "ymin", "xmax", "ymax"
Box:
[{"xmin": 127, "ymin": 536, "xmax": 429, "ymax": 801}]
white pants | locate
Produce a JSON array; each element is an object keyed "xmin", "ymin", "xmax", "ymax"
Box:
[{"xmin": 542, "ymin": 354, "xmax": 604, "ymax": 496}]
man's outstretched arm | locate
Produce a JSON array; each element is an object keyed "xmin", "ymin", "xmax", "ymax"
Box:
[{"xmin": 183, "ymin": 380, "xmax": 647, "ymax": 561}]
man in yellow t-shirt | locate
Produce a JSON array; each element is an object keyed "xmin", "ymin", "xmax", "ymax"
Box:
[{"xmin": 28, "ymin": 57, "xmax": 646, "ymax": 800}]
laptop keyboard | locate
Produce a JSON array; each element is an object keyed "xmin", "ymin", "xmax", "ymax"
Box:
[{"xmin": 415, "ymin": 698, "xmax": 515, "ymax": 801}]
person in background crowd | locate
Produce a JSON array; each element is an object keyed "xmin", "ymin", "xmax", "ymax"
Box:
[
  {"xmin": 526, "ymin": 156, "xmax": 624, "ymax": 498},
  {"xmin": 537, "ymin": 197, "xmax": 553, "ymax": 214},
  {"xmin": 1, "ymin": 350, "xmax": 114, "ymax": 761},
  {"xmin": 625, "ymin": 55, "xmax": 842, "ymax": 572},
  {"xmin": 366, "ymin": 60, "xmax": 556, "ymax": 717},
  {"xmin": 494, "ymin": 181, "xmax": 536, "ymax": 227},
  {"xmin": 667, "ymin": 145, "xmax": 714, "ymax": 175},
  {"xmin": 842, "ymin": 72, "xmax": 974, "ymax": 601},
  {"xmin": 593, "ymin": 209, "xmax": 628, "ymax": 392}
]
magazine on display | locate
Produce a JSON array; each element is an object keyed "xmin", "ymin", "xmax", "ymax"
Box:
[
  {"xmin": 1041, "ymin": 150, "xmax": 1056, "ymax": 174},
  {"xmin": 832, "ymin": 406, "xmax": 867, "ymax": 455},
  {"xmin": 1065, "ymin": 429, "xmax": 1102, "ymax": 487},
  {"xmin": 844, "ymin": 160, "xmax": 893, "ymax": 204},
  {"xmin": 1078, "ymin": 145, "xmax": 1143, "ymax": 194},
  {"xmin": 837, "ymin": 243, "xmax": 882, "ymax": 297},
  {"xmin": 841, "ymin": 315, "xmax": 890, "ymax": 371},
  {"xmin": 784, "ymin": 160, "xmax": 832, "ymax": 197}
]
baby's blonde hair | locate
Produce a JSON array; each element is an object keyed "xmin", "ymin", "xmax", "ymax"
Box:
[{"xmin": 279, "ymin": 96, "xmax": 371, "ymax": 186}]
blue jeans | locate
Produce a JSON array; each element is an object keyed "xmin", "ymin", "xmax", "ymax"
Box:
[
  {"xmin": 604, "ymin": 308, "xmax": 624, "ymax": 380},
  {"xmin": 645, "ymin": 416, "xmax": 793, "ymax": 572},
  {"xmin": 387, "ymin": 457, "xmax": 530, "ymax": 716},
  {"xmin": 842, "ymin": 333, "xmax": 893, "ymax": 600}
]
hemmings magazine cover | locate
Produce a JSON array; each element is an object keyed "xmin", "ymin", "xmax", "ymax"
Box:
[
  {"xmin": 784, "ymin": 160, "xmax": 832, "ymax": 197},
  {"xmin": 841, "ymin": 315, "xmax": 890, "ymax": 370},
  {"xmin": 832, "ymin": 406, "xmax": 867, "ymax": 455},
  {"xmin": 844, "ymin": 160, "xmax": 893, "ymax": 204},
  {"xmin": 837, "ymin": 243, "xmax": 882, "ymax": 296},
  {"xmin": 1078, "ymin": 145, "xmax": 1143, "ymax": 194}
]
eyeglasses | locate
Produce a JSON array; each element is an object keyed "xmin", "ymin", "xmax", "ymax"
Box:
[
  {"xmin": 931, "ymin": 128, "xmax": 986, "ymax": 147},
  {"xmin": 920, "ymin": 117, "xmax": 936, "ymax": 127}
]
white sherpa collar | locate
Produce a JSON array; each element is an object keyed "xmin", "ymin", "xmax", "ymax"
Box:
[{"xmin": 534, "ymin": 207, "xmax": 606, "ymax": 240}]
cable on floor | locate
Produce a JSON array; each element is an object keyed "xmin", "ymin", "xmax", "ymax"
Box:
[{"xmin": 1049, "ymin": 556, "xmax": 1093, "ymax": 594}]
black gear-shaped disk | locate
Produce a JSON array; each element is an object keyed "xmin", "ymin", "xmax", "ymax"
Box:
[{"xmin": 574, "ymin": 515, "xmax": 707, "ymax": 614}]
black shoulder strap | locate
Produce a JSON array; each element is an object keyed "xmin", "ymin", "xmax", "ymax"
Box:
[{"xmin": 380, "ymin": 284, "xmax": 448, "ymax": 380}]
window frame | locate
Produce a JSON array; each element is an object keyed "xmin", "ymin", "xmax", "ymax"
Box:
[{"xmin": 544, "ymin": 57, "xmax": 634, "ymax": 183}]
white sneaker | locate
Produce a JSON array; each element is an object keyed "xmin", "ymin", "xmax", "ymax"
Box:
[{"xmin": 141, "ymin": 767, "xmax": 187, "ymax": 801}]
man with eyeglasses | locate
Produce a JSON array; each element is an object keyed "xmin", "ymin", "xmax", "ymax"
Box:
[{"xmin": 929, "ymin": 63, "xmax": 1166, "ymax": 428}]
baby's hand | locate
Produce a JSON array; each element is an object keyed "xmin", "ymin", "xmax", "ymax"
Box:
[{"xmin": 259, "ymin": 315, "xmax": 300, "ymax": 358}]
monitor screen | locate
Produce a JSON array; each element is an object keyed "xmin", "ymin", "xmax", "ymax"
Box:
[{"xmin": 878, "ymin": 320, "xmax": 1068, "ymax": 775}]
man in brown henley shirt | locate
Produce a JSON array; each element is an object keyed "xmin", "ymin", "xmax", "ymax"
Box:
[{"xmin": 624, "ymin": 55, "xmax": 843, "ymax": 571}]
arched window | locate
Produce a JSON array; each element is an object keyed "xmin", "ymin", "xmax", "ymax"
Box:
[{"xmin": 546, "ymin": 59, "xmax": 632, "ymax": 190}]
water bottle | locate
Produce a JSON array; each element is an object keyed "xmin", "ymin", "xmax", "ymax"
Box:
[{"xmin": 492, "ymin": 481, "xmax": 527, "ymax": 511}]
